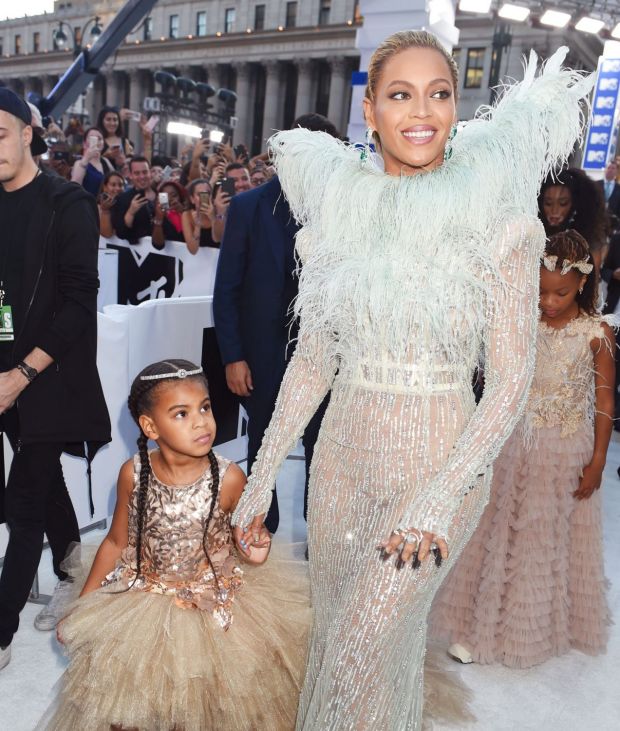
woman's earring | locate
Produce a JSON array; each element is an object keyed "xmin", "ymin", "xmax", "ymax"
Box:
[
  {"xmin": 443, "ymin": 124, "xmax": 457, "ymax": 162},
  {"xmin": 360, "ymin": 127, "xmax": 374, "ymax": 165},
  {"xmin": 579, "ymin": 285, "xmax": 584, "ymax": 294}
]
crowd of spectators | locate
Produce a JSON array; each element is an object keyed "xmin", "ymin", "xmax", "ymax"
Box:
[{"xmin": 32, "ymin": 104, "xmax": 276, "ymax": 254}]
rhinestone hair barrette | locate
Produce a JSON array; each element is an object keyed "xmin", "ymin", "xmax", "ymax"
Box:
[
  {"xmin": 542, "ymin": 254, "xmax": 593, "ymax": 276},
  {"xmin": 140, "ymin": 367, "xmax": 203, "ymax": 381}
]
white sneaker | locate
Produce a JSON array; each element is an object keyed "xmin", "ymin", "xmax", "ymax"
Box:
[
  {"xmin": 0, "ymin": 644, "xmax": 10, "ymax": 671},
  {"xmin": 34, "ymin": 579, "xmax": 75, "ymax": 631},
  {"xmin": 447, "ymin": 643, "xmax": 474, "ymax": 664}
]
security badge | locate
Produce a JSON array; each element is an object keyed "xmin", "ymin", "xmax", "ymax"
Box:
[{"xmin": 0, "ymin": 288, "xmax": 14, "ymax": 342}]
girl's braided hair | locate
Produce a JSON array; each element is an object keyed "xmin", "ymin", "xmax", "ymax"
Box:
[
  {"xmin": 544, "ymin": 229, "xmax": 598, "ymax": 316},
  {"xmin": 126, "ymin": 359, "xmax": 220, "ymax": 593}
]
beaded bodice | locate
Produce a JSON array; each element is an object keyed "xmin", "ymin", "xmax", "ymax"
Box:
[
  {"xmin": 525, "ymin": 314, "xmax": 610, "ymax": 438},
  {"xmin": 104, "ymin": 452, "xmax": 242, "ymax": 629}
]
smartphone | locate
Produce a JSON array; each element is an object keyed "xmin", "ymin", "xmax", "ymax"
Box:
[
  {"xmin": 88, "ymin": 136, "xmax": 99, "ymax": 150},
  {"xmin": 221, "ymin": 177, "xmax": 236, "ymax": 198},
  {"xmin": 234, "ymin": 144, "xmax": 248, "ymax": 160},
  {"xmin": 198, "ymin": 191, "xmax": 210, "ymax": 209},
  {"xmin": 161, "ymin": 165, "xmax": 172, "ymax": 182},
  {"xmin": 158, "ymin": 192, "xmax": 169, "ymax": 211},
  {"xmin": 144, "ymin": 114, "xmax": 159, "ymax": 133},
  {"xmin": 125, "ymin": 110, "xmax": 142, "ymax": 122}
]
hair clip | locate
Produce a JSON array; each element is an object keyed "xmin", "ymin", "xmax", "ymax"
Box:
[{"xmin": 542, "ymin": 254, "xmax": 593, "ymax": 276}]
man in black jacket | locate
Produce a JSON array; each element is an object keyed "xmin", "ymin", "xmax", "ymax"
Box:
[
  {"xmin": 111, "ymin": 156, "xmax": 156, "ymax": 244},
  {"xmin": 0, "ymin": 89, "xmax": 111, "ymax": 670}
]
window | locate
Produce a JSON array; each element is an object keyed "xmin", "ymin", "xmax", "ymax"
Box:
[
  {"xmin": 33, "ymin": 31, "xmax": 40, "ymax": 53},
  {"xmin": 318, "ymin": 0, "xmax": 330, "ymax": 25},
  {"xmin": 143, "ymin": 16, "xmax": 153, "ymax": 41},
  {"xmin": 225, "ymin": 8, "xmax": 235, "ymax": 33},
  {"xmin": 14, "ymin": 34, "xmax": 21, "ymax": 54},
  {"xmin": 169, "ymin": 14, "xmax": 179, "ymax": 39},
  {"xmin": 464, "ymin": 47, "xmax": 485, "ymax": 89},
  {"xmin": 254, "ymin": 4, "xmax": 265, "ymax": 30},
  {"xmin": 285, "ymin": 1, "xmax": 297, "ymax": 28},
  {"xmin": 196, "ymin": 11, "xmax": 207, "ymax": 36}
]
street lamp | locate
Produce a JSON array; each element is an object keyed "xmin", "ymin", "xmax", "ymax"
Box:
[{"xmin": 53, "ymin": 16, "xmax": 103, "ymax": 57}]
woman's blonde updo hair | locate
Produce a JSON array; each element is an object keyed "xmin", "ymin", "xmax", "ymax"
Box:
[{"xmin": 364, "ymin": 30, "xmax": 459, "ymax": 145}]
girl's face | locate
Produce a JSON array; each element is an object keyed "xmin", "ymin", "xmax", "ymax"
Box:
[
  {"xmin": 103, "ymin": 112, "xmax": 120, "ymax": 136},
  {"xmin": 139, "ymin": 379, "xmax": 216, "ymax": 458},
  {"xmin": 539, "ymin": 266, "xmax": 585, "ymax": 321},
  {"xmin": 162, "ymin": 184, "xmax": 183, "ymax": 211},
  {"xmin": 363, "ymin": 47, "xmax": 457, "ymax": 176},
  {"xmin": 542, "ymin": 185, "xmax": 573, "ymax": 228},
  {"xmin": 104, "ymin": 174, "xmax": 124, "ymax": 197},
  {"xmin": 191, "ymin": 182, "xmax": 210, "ymax": 208}
]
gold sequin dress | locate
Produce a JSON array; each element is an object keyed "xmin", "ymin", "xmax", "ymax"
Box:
[
  {"xmin": 231, "ymin": 48, "xmax": 593, "ymax": 729},
  {"xmin": 432, "ymin": 313, "xmax": 612, "ymax": 667},
  {"xmin": 43, "ymin": 453, "xmax": 312, "ymax": 731}
]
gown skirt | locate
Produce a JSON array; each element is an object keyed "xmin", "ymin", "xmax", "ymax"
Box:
[{"xmin": 430, "ymin": 423, "xmax": 610, "ymax": 668}]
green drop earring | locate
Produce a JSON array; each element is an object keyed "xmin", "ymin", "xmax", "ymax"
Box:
[{"xmin": 443, "ymin": 124, "xmax": 457, "ymax": 162}]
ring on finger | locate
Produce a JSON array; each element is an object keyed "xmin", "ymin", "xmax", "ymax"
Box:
[{"xmin": 404, "ymin": 533, "xmax": 419, "ymax": 545}]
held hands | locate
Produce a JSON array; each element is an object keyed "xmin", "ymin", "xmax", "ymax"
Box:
[
  {"xmin": 233, "ymin": 514, "xmax": 272, "ymax": 565},
  {"xmin": 573, "ymin": 461, "xmax": 604, "ymax": 500},
  {"xmin": 379, "ymin": 527, "xmax": 449, "ymax": 570}
]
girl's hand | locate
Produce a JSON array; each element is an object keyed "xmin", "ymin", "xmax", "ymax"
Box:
[
  {"xmin": 379, "ymin": 527, "xmax": 449, "ymax": 569},
  {"xmin": 573, "ymin": 462, "xmax": 604, "ymax": 500},
  {"xmin": 233, "ymin": 514, "xmax": 270, "ymax": 557}
]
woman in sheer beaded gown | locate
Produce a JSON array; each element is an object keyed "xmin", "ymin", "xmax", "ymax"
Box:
[{"xmin": 233, "ymin": 31, "xmax": 593, "ymax": 730}]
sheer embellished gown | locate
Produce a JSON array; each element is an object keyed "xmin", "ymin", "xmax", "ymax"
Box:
[{"xmin": 232, "ymin": 48, "xmax": 593, "ymax": 730}]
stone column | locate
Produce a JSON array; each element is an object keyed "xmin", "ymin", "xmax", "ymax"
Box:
[
  {"xmin": 262, "ymin": 60, "xmax": 283, "ymax": 144},
  {"xmin": 231, "ymin": 61, "xmax": 252, "ymax": 146},
  {"xmin": 128, "ymin": 69, "xmax": 147, "ymax": 142},
  {"xmin": 327, "ymin": 57, "xmax": 348, "ymax": 136},
  {"xmin": 294, "ymin": 58, "xmax": 313, "ymax": 119},
  {"xmin": 107, "ymin": 70, "xmax": 127, "ymax": 109}
]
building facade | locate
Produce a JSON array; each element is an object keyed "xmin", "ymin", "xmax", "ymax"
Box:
[{"xmin": 0, "ymin": 1, "xmax": 604, "ymax": 152}]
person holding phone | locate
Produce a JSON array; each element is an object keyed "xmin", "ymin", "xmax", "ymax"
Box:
[
  {"xmin": 152, "ymin": 180, "xmax": 187, "ymax": 249},
  {"xmin": 70, "ymin": 128, "xmax": 114, "ymax": 197},
  {"xmin": 182, "ymin": 179, "xmax": 216, "ymax": 254},
  {"xmin": 96, "ymin": 106, "xmax": 134, "ymax": 170},
  {"xmin": 210, "ymin": 164, "xmax": 251, "ymax": 244},
  {"xmin": 111, "ymin": 156, "xmax": 156, "ymax": 245},
  {"xmin": 97, "ymin": 171, "xmax": 125, "ymax": 239}
]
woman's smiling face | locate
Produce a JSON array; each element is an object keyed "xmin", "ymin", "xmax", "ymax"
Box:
[{"xmin": 363, "ymin": 46, "xmax": 457, "ymax": 176}]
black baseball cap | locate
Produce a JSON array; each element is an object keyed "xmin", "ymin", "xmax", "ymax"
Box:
[{"xmin": 0, "ymin": 87, "xmax": 48, "ymax": 156}]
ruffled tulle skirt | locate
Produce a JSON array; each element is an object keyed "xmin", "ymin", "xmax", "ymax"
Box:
[
  {"xmin": 42, "ymin": 548, "xmax": 312, "ymax": 731},
  {"xmin": 431, "ymin": 424, "xmax": 611, "ymax": 668},
  {"xmin": 41, "ymin": 545, "xmax": 475, "ymax": 730}
]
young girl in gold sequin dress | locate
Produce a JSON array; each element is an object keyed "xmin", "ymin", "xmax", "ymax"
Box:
[
  {"xmin": 43, "ymin": 360, "xmax": 310, "ymax": 731},
  {"xmin": 433, "ymin": 231, "xmax": 614, "ymax": 668}
]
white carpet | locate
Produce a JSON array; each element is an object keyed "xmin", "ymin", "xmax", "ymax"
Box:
[{"xmin": 1, "ymin": 442, "xmax": 618, "ymax": 730}]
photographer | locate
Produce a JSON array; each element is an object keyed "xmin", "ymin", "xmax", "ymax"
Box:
[
  {"xmin": 71, "ymin": 128, "xmax": 114, "ymax": 197},
  {"xmin": 98, "ymin": 171, "xmax": 125, "ymax": 239},
  {"xmin": 111, "ymin": 156, "xmax": 155, "ymax": 244},
  {"xmin": 46, "ymin": 143, "xmax": 74, "ymax": 181},
  {"xmin": 152, "ymin": 180, "xmax": 188, "ymax": 248}
]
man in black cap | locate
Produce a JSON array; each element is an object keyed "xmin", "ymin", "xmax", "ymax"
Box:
[{"xmin": 0, "ymin": 89, "xmax": 111, "ymax": 670}]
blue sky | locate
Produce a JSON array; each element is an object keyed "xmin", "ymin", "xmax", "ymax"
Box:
[{"xmin": 2, "ymin": 1, "xmax": 55, "ymax": 20}]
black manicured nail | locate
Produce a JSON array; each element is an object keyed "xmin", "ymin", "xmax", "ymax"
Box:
[
  {"xmin": 412, "ymin": 551, "xmax": 421, "ymax": 570},
  {"xmin": 433, "ymin": 548, "xmax": 442, "ymax": 568},
  {"xmin": 396, "ymin": 558, "xmax": 405, "ymax": 570},
  {"xmin": 380, "ymin": 549, "xmax": 391, "ymax": 561}
]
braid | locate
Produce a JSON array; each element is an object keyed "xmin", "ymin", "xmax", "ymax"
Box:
[
  {"xmin": 133, "ymin": 431, "xmax": 150, "ymax": 587},
  {"xmin": 203, "ymin": 449, "xmax": 222, "ymax": 596},
  {"xmin": 545, "ymin": 229, "xmax": 598, "ymax": 316}
]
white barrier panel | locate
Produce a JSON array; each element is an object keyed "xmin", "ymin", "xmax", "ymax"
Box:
[
  {"xmin": 0, "ymin": 296, "xmax": 247, "ymax": 559},
  {"xmin": 100, "ymin": 236, "xmax": 219, "ymax": 304}
]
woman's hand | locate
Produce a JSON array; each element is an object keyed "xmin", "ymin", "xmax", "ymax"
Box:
[
  {"xmin": 213, "ymin": 186, "xmax": 231, "ymax": 216},
  {"xmin": 233, "ymin": 514, "xmax": 271, "ymax": 557},
  {"xmin": 573, "ymin": 461, "xmax": 604, "ymax": 500},
  {"xmin": 379, "ymin": 527, "xmax": 449, "ymax": 569}
]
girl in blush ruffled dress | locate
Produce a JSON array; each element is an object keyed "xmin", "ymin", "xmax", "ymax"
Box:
[
  {"xmin": 43, "ymin": 359, "xmax": 310, "ymax": 731},
  {"xmin": 432, "ymin": 230, "xmax": 614, "ymax": 668}
]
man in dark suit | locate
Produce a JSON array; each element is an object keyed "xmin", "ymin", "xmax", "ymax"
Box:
[
  {"xmin": 597, "ymin": 159, "xmax": 620, "ymax": 221},
  {"xmin": 213, "ymin": 114, "xmax": 339, "ymax": 534}
]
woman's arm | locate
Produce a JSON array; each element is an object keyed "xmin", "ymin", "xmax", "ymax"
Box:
[
  {"xmin": 80, "ymin": 460, "xmax": 133, "ymax": 596},
  {"xmin": 99, "ymin": 205, "xmax": 115, "ymax": 238},
  {"xmin": 574, "ymin": 322, "xmax": 615, "ymax": 500},
  {"xmin": 182, "ymin": 210, "xmax": 200, "ymax": 255},
  {"xmin": 232, "ymin": 330, "xmax": 337, "ymax": 530},
  {"xmin": 70, "ymin": 158, "xmax": 89, "ymax": 185},
  {"xmin": 399, "ymin": 216, "xmax": 543, "ymax": 543}
]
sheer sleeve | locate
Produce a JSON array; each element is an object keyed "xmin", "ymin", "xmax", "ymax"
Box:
[
  {"xmin": 400, "ymin": 215, "xmax": 544, "ymax": 540},
  {"xmin": 231, "ymin": 331, "xmax": 337, "ymax": 528}
]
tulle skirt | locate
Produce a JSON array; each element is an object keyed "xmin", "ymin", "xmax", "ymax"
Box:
[
  {"xmin": 431, "ymin": 423, "xmax": 611, "ymax": 668},
  {"xmin": 42, "ymin": 549, "xmax": 312, "ymax": 731}
]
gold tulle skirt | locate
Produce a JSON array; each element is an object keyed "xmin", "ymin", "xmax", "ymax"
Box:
[{"xmin": 42, "ymin": 546, "xmax": 474, "ymax": 730}]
